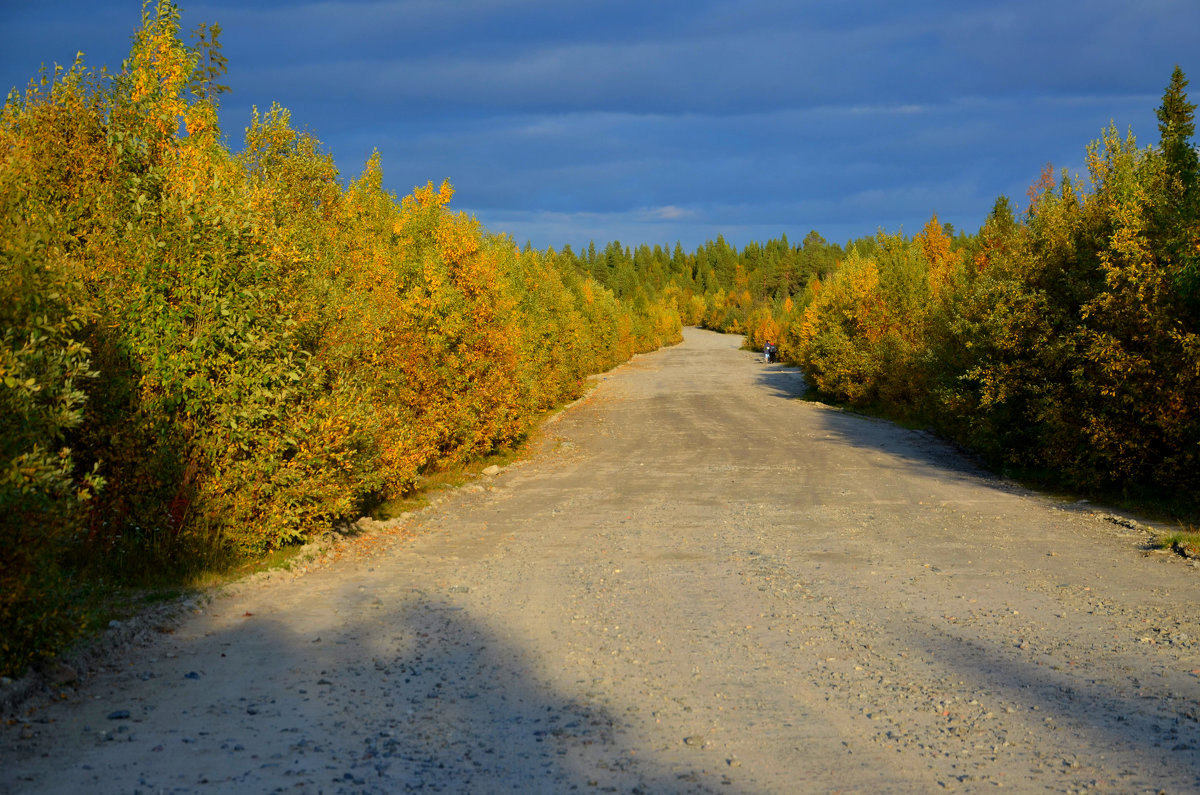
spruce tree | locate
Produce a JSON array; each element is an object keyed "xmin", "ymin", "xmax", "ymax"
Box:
[
  {"xmin": 1158, "ymin": 65, "xmax": 1198, "ymax": 190},
  {"xmin": 1154, "ymin": 66, "xmax": 1199, "ymax": 311}
]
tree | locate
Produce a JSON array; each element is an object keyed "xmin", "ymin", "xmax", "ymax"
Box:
[
  {"xmin": 1154, "ymin": 66, "xmax": 1200, "ymax": 311},
  {"xmin": 1158, "ymin": 65, "xmax": 1198, "ymax": 189},
  {"xmin": 189, "ymin": 22, "xmax": 230, "ymax": 105}
]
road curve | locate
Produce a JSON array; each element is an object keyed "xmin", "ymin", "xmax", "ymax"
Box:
[{"xmin": 4, "ymin": 327, "xmax": 1200, "ymax": 793}]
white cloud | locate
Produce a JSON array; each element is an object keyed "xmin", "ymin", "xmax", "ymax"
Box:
[{"xmin": 641, "ymin": 205, "xmax": 695, "ymax": 221}]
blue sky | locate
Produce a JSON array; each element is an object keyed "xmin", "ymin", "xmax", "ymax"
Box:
[{"xmin": 3, "ymin": 1, "xmax": 1198, "ymax": 252}]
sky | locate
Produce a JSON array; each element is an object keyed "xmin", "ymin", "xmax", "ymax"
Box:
[{"xmin": 3, "ymin": 1, "xmax": 1199, "ymax": 253}]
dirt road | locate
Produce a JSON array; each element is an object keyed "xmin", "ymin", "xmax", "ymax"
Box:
[{"xmin": 4, "ymin": 327, "xmax": 1200, "ymax": 793}]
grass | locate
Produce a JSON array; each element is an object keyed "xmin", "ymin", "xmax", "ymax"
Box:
[
  {"xmin": 1149, "ymin": 526, "xmax": 1200, "ymax": 559},
  {"xmin": 222, "ymin": 544, "xmax": 310, "ymax": 580},
  {"xmin": 62, "ymin": 581, "xmax": 196, "ymax": 653}
]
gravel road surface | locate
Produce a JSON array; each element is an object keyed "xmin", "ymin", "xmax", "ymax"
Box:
[{"xmin": 4, "ymin": 327, "xmax": 1200, "ymax": 794}]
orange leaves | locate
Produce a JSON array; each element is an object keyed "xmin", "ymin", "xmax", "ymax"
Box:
[
  {"xmin": 405, "ymin": 180, "xmax": 456, "ymax": 218},
  {"xmin": 1026, "ymin": 162, "xmax": 1056, "ymax": 213},
  {"xmin": 319, "ymin": 168, "xmax": 612, "ymax": 483},
  {"xmin": 916, "ymin": 214, "xmax": 952, "ymax": 266},
  {"xmin": 793, "ymin": 233, "xmax": 945, "ymax": 410},
  {"xmin": 915, "ymin": 214, "xmax": 961, "ymax": 300},
  {"xmin": 124, "ymin": 1, "xmax": 194, "ymax": 139},
  {"xmin": 436, "ymin": 217, "xmax": 482, "ymax": 270},
  {"xmin": 0, "ymin": 0, "xmax": 695, "ymax": 677},
  {"xmin": 183, "ymin": 99, "xmax": 215, "ymax": 141},
  {"xmin": 433, "ymin": 209, "xmax": 490, "ymax": 299},
  {"xmin": 406, "ymin": 179, "xmax": 455, "ymax": 210},
  {"xmin": 745, "ymin": 306, "xmax": 783, "ymax": 354}
]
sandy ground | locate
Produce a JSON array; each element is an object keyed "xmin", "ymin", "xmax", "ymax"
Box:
[{"xmin": 3, "ymin": 327, "xmax": 1200, "ymax": 794}]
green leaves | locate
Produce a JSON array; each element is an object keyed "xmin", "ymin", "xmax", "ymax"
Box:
[{"xmin": 0, "ymin": 159, "xmax": 103, "ymax": 676}]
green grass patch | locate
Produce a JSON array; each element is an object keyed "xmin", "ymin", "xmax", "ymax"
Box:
[{"xmin": 1150, "ymin": 527, "xmax": 1200, "ymax": 559}]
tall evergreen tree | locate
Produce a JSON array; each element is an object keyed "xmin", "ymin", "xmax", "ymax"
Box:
[
  {"xmin": 1154, "ymin": 66, "xmax": 1200, "ymax": 311},
  {"xmin": 1158, "ymin": 65, "xmax": 1198, "ymax": 189}
]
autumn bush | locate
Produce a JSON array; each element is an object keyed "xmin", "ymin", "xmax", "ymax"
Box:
[
  {"xmin": 936, "ymin": 114, "xmax": 1200, "ymax": 498},
  {"xmin": 792, "ymin": 220, "xmax": 956, "ymax": 413},
  {"xmin": 787, "ymin": 69, "xmax": 1200, "ymax": 507},
  {"xmin": 0, "ymin": 1, "xmax": 681, "ymax": 675},
  {"xmin": 0, "ymin": 150, "xmax": 105, "ymax": 674}
]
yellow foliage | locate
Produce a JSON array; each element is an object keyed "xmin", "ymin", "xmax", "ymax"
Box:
[
  {"xmin": 915, "ymin": 213, "xmax": 960, "ymax": 300},
  {"xmin": 0, "ymin": 0, "xmax": 687, "ymax": 675}
]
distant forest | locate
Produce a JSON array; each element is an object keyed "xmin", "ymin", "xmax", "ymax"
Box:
[
  {"xmin": 569, "ymin": 66, "xmax": 1198, "ymax": 515},
  {"xmin": 2, "ymin": 0, "xmax": 1196, "ymax": 675}
]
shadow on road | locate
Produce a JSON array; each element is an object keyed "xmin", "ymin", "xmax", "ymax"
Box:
[
  {"xmin": 895, "ymin": 619, "xmax": 1200, "ymax": 788},
  {"xmin": 800, "ymin": 394, "xmax": 1010, "ymax": 495},
  {"xmin": 754, "ymin": 366, "xmax": 808, "ymax": 400},
  {"xmin": 116, "ymin": 586, "xmax": 750, "ymax": 794}
]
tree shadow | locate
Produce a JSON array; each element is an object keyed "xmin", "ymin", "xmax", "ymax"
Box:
[
  {"xmin": 891, "ymin": 618, "xmax": 1200, "ymax": 789},
  {"xmin": 754, "ymin": 366, "xmax": 808, "ymax": 400},
  {"xmin": 6, "ymin": 584, "xmax": 750, "ymax": 793},
  {"xmin": 750, "ymin": 361, "xmax": 1009, "ymax": 501},
  {"xmin": 804, "ymin": 396, "xmax": 1026, "ymax": 496}
]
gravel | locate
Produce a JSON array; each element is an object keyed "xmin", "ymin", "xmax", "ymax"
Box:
[{"xmin": 3, "ymin": 327, "xmax": 1198, "ymax": 794}]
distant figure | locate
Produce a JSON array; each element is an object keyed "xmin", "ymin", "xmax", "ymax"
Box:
[{"xmin": 764, "ymin": 341, "xmax": 777, "ymax": 363}]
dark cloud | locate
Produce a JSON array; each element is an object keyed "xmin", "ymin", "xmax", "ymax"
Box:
[{"xmin": 3, "ymin": 0, "xmax": 1198, "ymax": 250}]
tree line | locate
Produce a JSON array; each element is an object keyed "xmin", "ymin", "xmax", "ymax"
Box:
[
  {"xmin": 577, "ymin": 69, "xmax": 1198, "ymax": 517},
  {"xmin": 0, "ymin": 1, "xmax": 680, "ymax": 675}
]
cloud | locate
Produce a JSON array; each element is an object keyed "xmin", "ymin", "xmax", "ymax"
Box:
[
  {"xmin": 641, "ymin": 206, "xmax": 696, "ymax": 221},
  {"xmin": 5, "ymin": 0, "xmax": 1199, "ymax": 252},
  {"xmin": 316, "ymin": 78, "xmax": 1164, "ymax": 250}
]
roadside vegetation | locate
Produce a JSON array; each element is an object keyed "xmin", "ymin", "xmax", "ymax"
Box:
[
  {"xmin": 574, "ymin": 71, "xmax": 1198, "ymax": 522},
  {"xmin": 0, "ymin": 1, "xmax": 681, "ymax": 677},
  {"xmin": 2, "ymin": 0, "xmax": 1196, "ymax": 676}
]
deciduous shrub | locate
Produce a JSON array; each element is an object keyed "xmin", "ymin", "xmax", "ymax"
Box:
[{"xmin": 0, "ymin": 0, "xmax": 682, "ymax": 675}]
